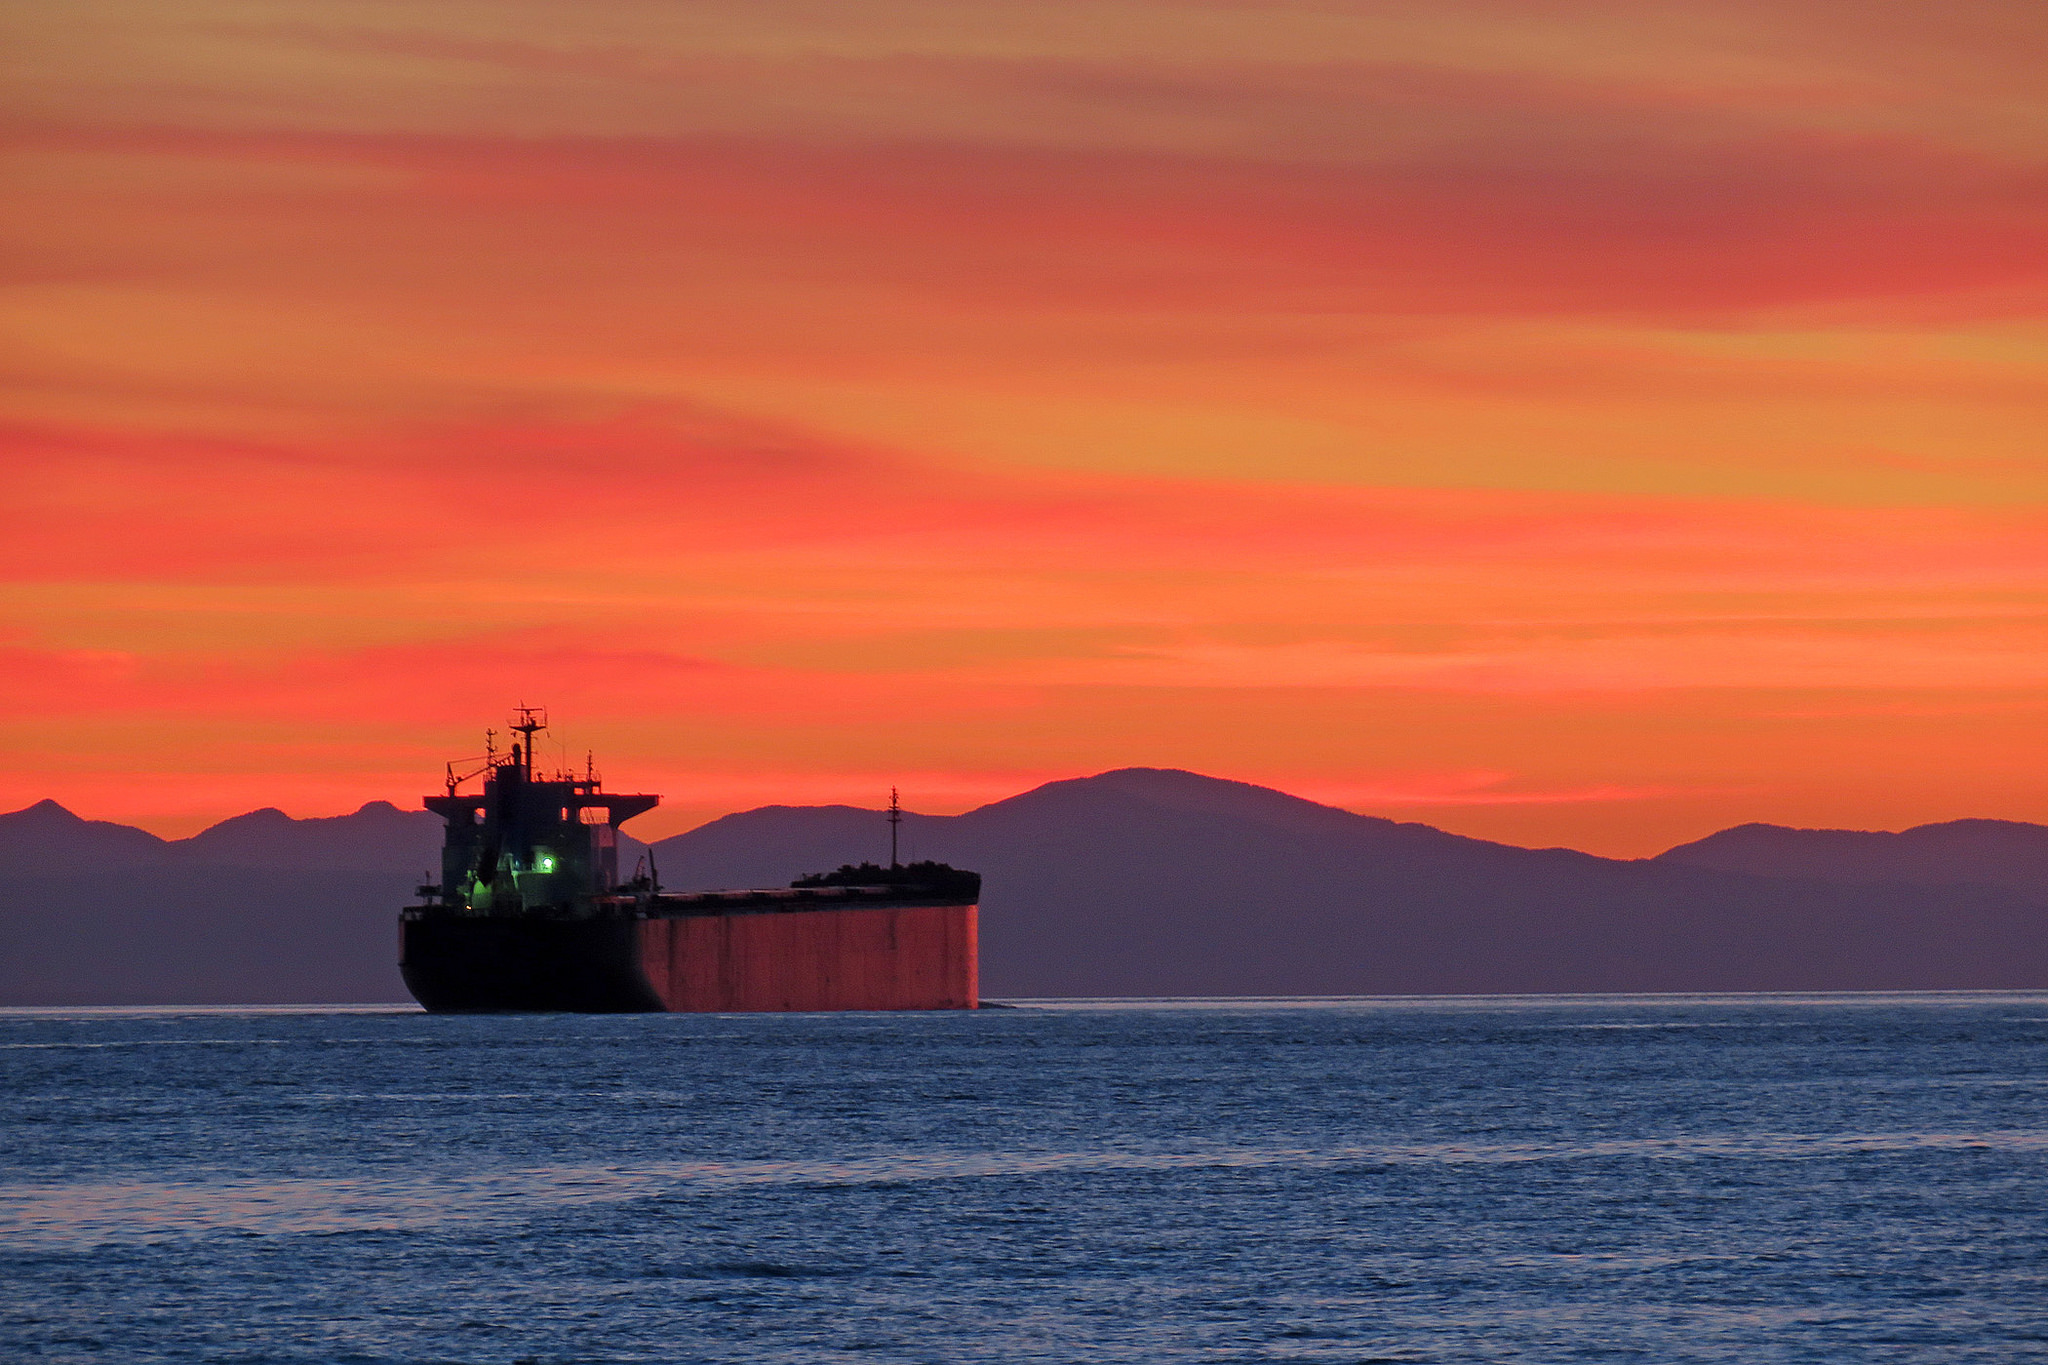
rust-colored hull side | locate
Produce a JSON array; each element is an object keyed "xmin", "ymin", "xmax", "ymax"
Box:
[
  {"xmin": 400, "ymin": 902, "xmax": 978, "ymax": 1012},
  {"xmin": 639, "ymin": 903, "xmax": 978, "ymax": 1011}
]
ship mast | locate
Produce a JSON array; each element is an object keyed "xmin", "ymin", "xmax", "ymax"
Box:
[
  {"xmin": 510, "ymin": 705, "xmax": 547, "ymax": 778},
  {"xmin": 888, "ymin": 786, "xmax": 902, "ymax": 869}
]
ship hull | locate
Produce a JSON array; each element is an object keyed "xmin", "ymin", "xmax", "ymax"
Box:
[{"xmin": 401, "ymin": 902, "xmax": 977, "ymax": 1013}]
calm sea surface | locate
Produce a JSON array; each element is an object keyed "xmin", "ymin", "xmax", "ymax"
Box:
[{"xmin": 3, "ymin": 995, "xmax": 2045, "ymax": 1363}]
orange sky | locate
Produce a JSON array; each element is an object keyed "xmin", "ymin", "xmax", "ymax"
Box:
[{"xmin": 4, "ymin": 1, "xmax": 2046, "ymax": 853}]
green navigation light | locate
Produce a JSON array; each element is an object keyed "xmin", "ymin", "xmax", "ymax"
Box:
[{"xmin": 536, "ymin": 853, "xmax": 556, "ymax": 873}]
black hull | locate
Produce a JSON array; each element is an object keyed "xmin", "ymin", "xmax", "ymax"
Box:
[{"xmin": 400, "ymin": 916, "xmax": 663, "ymax": 1013}]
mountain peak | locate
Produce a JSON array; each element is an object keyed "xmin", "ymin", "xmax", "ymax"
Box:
[
  {"xmin": 997, "ymin": 766, "xmax": 1333, "ymax": 809},
  {"xmin": 3, "ymin": 798, "xmax": 85, "ymax": 825},
  {"xmin": 1655, "ymin": 816, "xmax": 2048, "ymax": 892},
  {"xmin": 1086, "ymin": 766, "xmax": 1290, "ymax": 795},
  {"xmin": 973, "ymin": 766, "xmax": 1402, "ymax": 839},
  {"xmin": 165, "ymin": 802, "xmax": 439, "ymax": 871},
  {"xmin": 193, "ymin": 808, "xmax": 294, "ymax": 836},
  {"xmin": 0, "ymin": 800, "xmax": 168, "ymax": 871},
  {"xmin": 1907, "ymin": 817, "xmax": 2043, "ymax": 835}
]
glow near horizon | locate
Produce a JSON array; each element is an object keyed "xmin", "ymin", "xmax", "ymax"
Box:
[{"xmin": 3, "ymin": 0, "xmax": 2046, "ymax": 855}]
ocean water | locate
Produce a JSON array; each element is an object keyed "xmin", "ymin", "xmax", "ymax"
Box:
[{"xmin": 3, "ymin": 995, "xmax": 2046, "ymax": 1364}]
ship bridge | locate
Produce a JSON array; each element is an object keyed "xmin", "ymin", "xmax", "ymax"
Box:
[{"xmin": 423, "ymin": 708, "xmax": 658, "ymax": 915}]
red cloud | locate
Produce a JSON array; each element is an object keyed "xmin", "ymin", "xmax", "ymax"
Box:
[{"xmin": 25, "ymin": 117, "xmax": 2048, "ymax": 320}]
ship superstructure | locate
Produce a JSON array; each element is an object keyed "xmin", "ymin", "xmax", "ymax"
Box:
[
  {"xmin": 422, "ymin": 708, "xmax": 658, "ymax": 918},
  {"xmin": 400, "ymin": 710, "xmax": 979, "ymax": 1012}
]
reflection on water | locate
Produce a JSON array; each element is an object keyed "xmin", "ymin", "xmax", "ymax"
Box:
[
  {"xmin": 10, "ymin": 1128, "xmax": 2046, "ymax": 1250},
  {"xmin": 3, "ymin": 994, "xmax": 2045, "ymax": 1363}
]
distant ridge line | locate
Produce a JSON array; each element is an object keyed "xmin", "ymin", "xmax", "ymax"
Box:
[
  {"xmin": 3, "ymin": 768, "xmax": 2043, "ymax": 1004},
  {"xmin": 5, "ymin": 769, "xmax": 2042, "ymax": 866}
]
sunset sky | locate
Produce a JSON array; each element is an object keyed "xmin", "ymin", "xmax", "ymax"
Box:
[{"xmin": 5, "ymin": 1, "xmax": 2045, "ymax": 853}]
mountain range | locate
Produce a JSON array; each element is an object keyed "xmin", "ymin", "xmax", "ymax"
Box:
[{"xmin": 2, "ymin": 769, "xmax": 2043, "ymax": 1004}]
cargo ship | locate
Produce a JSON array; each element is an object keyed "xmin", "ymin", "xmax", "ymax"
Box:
[{"xmin": 399, "ymin": 709, "xmax": 979, "ymax": 1012}]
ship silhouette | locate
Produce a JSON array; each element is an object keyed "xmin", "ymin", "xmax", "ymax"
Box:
[{"xmin": 399, "ymin": 709, "xmax": 979, "ymax": 1012}]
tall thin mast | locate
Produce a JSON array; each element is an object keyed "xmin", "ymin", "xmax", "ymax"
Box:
[
  {"xmin": 888, "ymin": 786, "xmax": 902, "ymax": 869},
  {"xmin": 510, "ymin": 705, "xmax": 547, "ymax": 778}
]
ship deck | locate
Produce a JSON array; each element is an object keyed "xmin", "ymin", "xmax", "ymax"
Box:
[{"xmin": 403, "ymin": 883, "xmax": 977, "ymax": 923}]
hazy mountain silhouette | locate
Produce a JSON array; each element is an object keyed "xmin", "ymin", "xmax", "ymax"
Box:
[
  {"xmin": 0, "ymin": 801, "xmax": 445, "ymax": 1005},
  {"xmin": 176, "ymin": 802, "xmax": 445, "ymax": 873},
  {"xmin": 0, "ymin": 799, "xmax": 657, "ymax": 1006},
  {"xmin": 3, "ymin": 771, "xmax": 2043, "ymax": 1004},
  {"xmin": 0, "ymin": 799, "xmax": 170, "ymax": 876},
  {"xmin": 1655, "ymin": 819, "xmax": 2048, "ymax": 893},
  {"xmin": 648, "ymin": 769, "xmax": 2048, "ymax": 998},
  {"xmin": 0, "ymin": 799, "xmax": 444, "ymax": 877}
]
